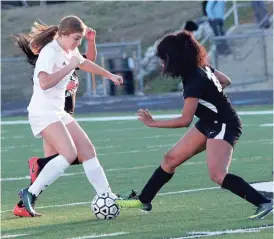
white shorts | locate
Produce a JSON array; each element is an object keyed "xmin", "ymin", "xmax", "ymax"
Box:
[{"xmin": 28, "ymin": 111, "xmax": 75, "ymax": 138}]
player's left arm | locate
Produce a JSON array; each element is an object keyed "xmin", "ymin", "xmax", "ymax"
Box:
[
  {"xmin": 85, "ymin": 27, "xmax": 97, "ymax": 62},
  {"xmin": 136, "ymin": 97, "xmax": 198, "ymax": 128}
]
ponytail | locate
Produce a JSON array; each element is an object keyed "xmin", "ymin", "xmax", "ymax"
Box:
[
  {"xmin": 29, "ymin": 22, "xmax": 58, "ymax": 55},
  {"xmin": 13, "ymin": 34, "xmax": 37, "ymax": 67},
  {"xmin": 12, "ymin": 21, "xmax": 58, "ymax": 83},
  {"xmin": 13, "ymin": 21, "xmax": 58, "ymax": 58}
]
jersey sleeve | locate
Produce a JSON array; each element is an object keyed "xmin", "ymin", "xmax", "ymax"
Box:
[
  {"xmin": 33, "ymin": 47, "xmax": 56, "ymax": 83},
  {"xmin": 183, "ymin": 77, "xmax": 205, "ymax": 99},
  {"xmin": 75, "ymin": 54, "xmax": 87, "ymax": 71},
  {"xmin": 73, "ymin": 47, "xmax": 85, "ymax": 63}
]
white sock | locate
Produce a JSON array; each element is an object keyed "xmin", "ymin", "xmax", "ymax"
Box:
[
  {"xmin": 83, "ymin": 157, "xmax": 111, "ymax": 194},
  {"xmin": 28, "ymin": 155, "xmax": 70, "ymax": 196}
]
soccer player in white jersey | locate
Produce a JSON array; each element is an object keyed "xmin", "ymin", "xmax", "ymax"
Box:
[
  {"xmin": 12, "ymin": 26, "xmax": 98, "ymax": 217},
  {"xmin": 15, "ymin": 15, "xmax": 123, "ymax": 217}
]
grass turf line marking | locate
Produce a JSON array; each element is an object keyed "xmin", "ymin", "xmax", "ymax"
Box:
[
  {"xmin": 1, "ymin": 234, "xmax": 30, "ymax": 238},
  {"xmin": 71, "ymin": 232, "xmax": 129, "ymax": 239},
  {"xmin": 260, "ymin": 123, "xmax": 274, "ymax": 127},
  {"xmin": 1, "ymin": 110, "xmax": 273, "ymax": 125},
  {"xmin": 1, "ymin": 151, "xmax": 272, "ymax": 182},
  {"xmin": 1, "ymin": 186, "xmax": 220, "ymax": 213},
  {"xmin": 2, "ymin": 182, "xmax": 272, "ymax": 213},
  {"xmin": 169, "ymin": 225, "xmax": 273, "ymax": 239}
]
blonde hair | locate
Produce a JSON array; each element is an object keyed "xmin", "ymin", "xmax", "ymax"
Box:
[{"xmin": 15, "ymin": 16, "xmax": 86, "ymax": 55}]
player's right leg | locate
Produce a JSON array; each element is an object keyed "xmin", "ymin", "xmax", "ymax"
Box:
[
  {"xmin": 14, "ymin": 140, "xmax": 82, "ymax": 217},
  {"xmin": 116, "ymin": 126, "xmax": 207, "ymax": 211},
  {"xmin": 18, "ymin": 121, "xmax": 77, "ymax": 216},
  {"xmin": 13, "ymin": 140, "xmax": 59, "ymax": 217}
]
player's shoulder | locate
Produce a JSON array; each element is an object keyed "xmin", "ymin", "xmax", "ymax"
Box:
[
  {"xmin": 184, "ymin": 67, "xmax": 206, "ymax": 84},
  {"xmin": 39, "ymin": 43, "xmax": 55, "ymax": 58},
  {"xmin": 39, "ymin": 40, "xmax": 61, "ymax": 58}
]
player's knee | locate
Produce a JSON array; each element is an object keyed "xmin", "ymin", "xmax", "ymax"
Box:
[
  {"xmin": 163, "ymin": 153, "xmax": 179, "ymax": 169},
  {"xmin": 208, "ymin": 170, "xmax": 226, "ymax": 185},
  {"xmin": 63, "ymin": 146, "xmax": 77, "ymax": 163},
  {"xmin": 78, "ymin": 143, "xmax": 96, "ymax": 161}
]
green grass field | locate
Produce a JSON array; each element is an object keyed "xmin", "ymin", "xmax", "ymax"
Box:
[{"xmin": 1, "ymin": 106, "xmax": 273, "ymax": 239}]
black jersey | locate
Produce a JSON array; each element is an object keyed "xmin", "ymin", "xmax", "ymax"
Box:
[
  {"xmin": 64, "ymin": 71, "xmax": 78, "ymax": 114},
  {"xmin": 183, "ymin": 66, "xmax": 241, "ymax": 127},
  {"xmin": 64, "ymin": 54, "xmax": 86, "ymax": 114}
]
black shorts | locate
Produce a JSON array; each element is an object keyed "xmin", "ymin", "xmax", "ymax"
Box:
[{"xmin": 195, "ymin": 120, "xmax": 242, "ymax": 147}]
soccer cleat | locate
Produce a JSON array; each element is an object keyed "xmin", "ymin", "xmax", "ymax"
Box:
[
  {"xmin": 18, "ymin": 188, "xmax": 39, "ymax": 217},
  {"xmin": 13, "ymin": 204, "xmax": 32, "ymax": 217},
  {"xmin": 115, "ymin": 191, "xmax": 152, "ymax": 212},
  {"xmin": 249, "ymin": 199, "xmax": 274, "ymax": 219},
  {"xmin": 28, "ymin": 157, "xmax": 40, "ymax": 184},
  {"xmin": 13, "ymin": 202, "xmax": 42, "ymax": 217}
]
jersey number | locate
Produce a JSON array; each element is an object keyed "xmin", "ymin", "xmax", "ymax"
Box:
[{"xmin": 205, "ymin": 67, "xmax": 222, "ymax": 92}]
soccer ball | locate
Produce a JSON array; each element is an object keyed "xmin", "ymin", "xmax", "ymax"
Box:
[{"xmin": 91, "ymin": 192, "xmax": 120, "ymax": 220}]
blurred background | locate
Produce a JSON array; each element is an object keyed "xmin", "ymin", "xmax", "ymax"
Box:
[{"xmin": 1, "ymin": 0, "xmax": 273, "ymax": 115}]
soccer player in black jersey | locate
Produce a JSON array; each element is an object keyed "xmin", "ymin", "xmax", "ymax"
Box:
[
  {"xmin": 12, "ymin": 27, "xmax": 97, "ymax": 217},
  {"xmin": 116, "ymin": 30, "xmax": 273, "ymax": 219}
]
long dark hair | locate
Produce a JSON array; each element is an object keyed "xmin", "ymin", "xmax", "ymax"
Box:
[
  {"xmin": 13, "ymin": 34, "xmax": 38, "ymax": 67},
  {"xmin": 156, "ymin": 30, "xmax": 208, "ymax": 78}
]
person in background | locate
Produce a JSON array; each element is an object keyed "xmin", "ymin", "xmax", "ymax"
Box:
[
  {"xmin": 206, "ymin": 0, "xmax": 231, "ymax": 55},
  {"xmin": 251, "ymin": 1, "xmax": 271, "ymax": 29},
  {"xmin": 184, "ymin": 20, "xmax": 199, "ymax": 33}
]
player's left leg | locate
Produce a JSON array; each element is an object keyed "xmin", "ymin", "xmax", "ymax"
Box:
[
  {"xmin": 116, "ymin": 126, "xmax": 207, "ymax": 211},
  {"xmin": 65, "ymin": 120, "xmax": 111, "ymax": 194},
  {"xmin": 206, "ymin": 137, "xmax": 273, "ymax": 220}
]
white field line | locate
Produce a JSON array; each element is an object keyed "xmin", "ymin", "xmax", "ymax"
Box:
[
  {"xmin": 1, "ymin": 151, "xmax": 272, "ymax": 182},
  {"xmin": 1, "ymin": 110, "xmax": 273, "ymax": 125},
  {"xmin": 1, "ymin": 186, "xmax": 220, "ymax": 213},
  {"xmin": 70, "ymin": 232, "xmax": 129, "ymax": 239},
  {"xmin": 1, "ymin": 234, "xmax": 30, "ymax": 238},
  {"xmin": 1, "ymin": 136, "xmax": 272, "ymax": 154},
  {"xmin": 0, "ymin": 165, "xmax": 157, "ymax": 182},
  {"xmin": 260, "ymin": 123, "xmax": 274, "ymax": 127},
  {"xmin": 1, "ymin": 182, "xmax": 272, "ymax": 214},
  {"xmin": 169, "ymin": 225, "xmax": 274, "ymax": 239}
]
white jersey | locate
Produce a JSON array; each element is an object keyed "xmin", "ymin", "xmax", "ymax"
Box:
[{"xmin": 27, "ymin": 39, "xmax": 83, "ymax": 116}]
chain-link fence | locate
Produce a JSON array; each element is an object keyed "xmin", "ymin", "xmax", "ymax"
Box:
[
  {"xmin": 1, "ymin": 40, "xmax": 142, "ymax": 103},
  {"xmin": 83, "ymin": 41, "xmax": 143, "ymax": 97},
  {"xmin": 211, "ymin": 31, "xmax": 273, "ymax": 86}
]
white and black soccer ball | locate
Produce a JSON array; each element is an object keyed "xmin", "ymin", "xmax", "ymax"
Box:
[{"xmin": 91, "ymin": 192, "xmax": 120, "ymax": 220}]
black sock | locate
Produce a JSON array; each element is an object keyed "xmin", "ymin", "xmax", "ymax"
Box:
[
  {"xmin": 222, "ymin": 173, "xmax": 270, "ymax": 206},
  {"xmin": 37, "ymin": 154, "xmax": 59, "ymax": 169},
  {"xmin": 139, "ymin": 166, "xmax": 174, "ymax": 204},
  {"xmin": 38, "ymin": 154, "xmax": 80, "ymax": 169},
  {"xmin": 18, "ymin": 200, "xmax": 24, "ymax": 207},
  {"xmin": 71, "ymin": 157, "xmax": 80, "ymax": 165}
]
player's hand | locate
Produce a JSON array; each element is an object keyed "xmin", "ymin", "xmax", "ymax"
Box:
[
  {"xmin": 66, "ymin": 81, "xmax": 78, "ymax": 91},
  {"xmin": 136, "ymin": 109, "xmax": 156, "ymax": 127},
  {"xmin": 110, "ymin": 74, "xmax": 123, "ymax": 86},
  {"xmin": 85, "ymin": 27, "xmax": 96, "ymax": 41}
]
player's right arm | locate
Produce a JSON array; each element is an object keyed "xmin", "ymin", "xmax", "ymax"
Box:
[
  {"xmin": 37, "ymin": 50, "xmax": 80, "ymax": 90},
  {"xmin": 213, "ymin": 69, "xmax": 231, "ymax": 89}
]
